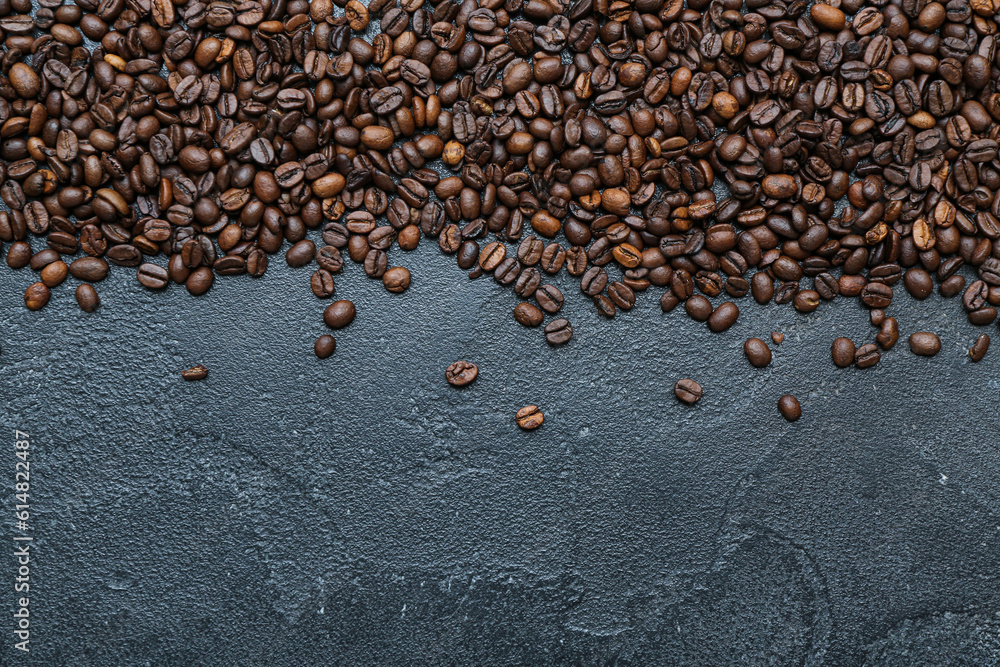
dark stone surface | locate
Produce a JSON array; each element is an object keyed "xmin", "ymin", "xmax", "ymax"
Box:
[{"xmin": 2, "ymin": 238, "xmax": 1000, "ymax": 666}]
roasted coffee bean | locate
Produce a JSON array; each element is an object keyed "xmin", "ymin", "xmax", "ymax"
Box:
[
  {"xmin": 544, "ymin": 318, "xmax": 573, "ymax": 345},
  {"xmin": 514, "ymin": 302, "xmax": 544, "ymax": 327},
  {"xmin": 854, "ymin": 343, "xmax": 881, "ymax": 369},
  {"xmin": 324, "ymin": 300, "xmax": 356, "ymax": 329},
  {"xmin": 903, "ymin": 268, "xmax": 933, "ymax": 300},
  {"xmin": 909, "ymin": 332, "xmax": 941, "ymax": 357},
  {"xmin": 286, "ymin": 239, "xmax": 316, "ymax": 267},
  {"xmin": 75, "ymin": 284, "xmax": 100, "ymax": 312},
  {"xmin": 137, "ymin": 263, "xmax": 169, "ymax": 290},
  {"xmin": 674, "ymin": 379, "xmax": 703, "ymax": 405},
  {"xmin": 970, "ymin": 335, "xmax": 990, "ymax": 362},
  {"xmin": 535, "ymin": 284, "xmax": 564, "ymax": 314},
  {"xmin": 876, "ymin": 317, "xmax": 900, "ymax": 350},
  {"xmin": 180, "ymin": 365, "xmax": 209, "ymax": 381},
  {"xmin": 69, "ymin": 257, "xmax": 109, "ymax": 282},
  {"xmin": 832, "ymin": 337, "xmax": 856, "ymax": 368},
  {"xmin": 744, "ymin": 338, "xmax": 772, "ymax": 368},
  {"xmin": 314, "ymin": 335, "xmax": 337, "ymax": 359},
  {"xmin": 382, "ymin": 267, "xmax": 411, "ymax": 293},
  {"xmin": 708, "ymin": 302, "xmax": 739, "ymax": 332},
  {"xmin": 777, "ymin": 395, "xmax": 801, "ymax": 422},
  {"xmin": 445, "ymin": 361, "xmax": 479, "ymax": 387},
  {"xmin": 311, "ymin": 269, "xmax": 336, "ymax": 298},
  {"xmin": 24, "ymin": 282, "xmax": 50, "ymax": 311},
  {"xmin": 515, "ymin": 405, "xmax": 544, "ymax": 430}
]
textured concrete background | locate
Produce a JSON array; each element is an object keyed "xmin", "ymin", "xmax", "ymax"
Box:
[{"xmin": 1, "ymin": 235, "xmax": 999, "ymax": 665}]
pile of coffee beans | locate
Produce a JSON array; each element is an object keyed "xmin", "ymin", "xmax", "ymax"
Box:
[{"xmin": 0, "ymin": 0, "xmax": 998, "ymax": 399}]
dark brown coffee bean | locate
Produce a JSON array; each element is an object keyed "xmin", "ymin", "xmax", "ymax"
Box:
[
  {"xmin": 544, "ymin": 318, "xmax": 573, "ymax": 345},
  {"xmin": 383, "ymin": 266, "xmax": 411, "ymax": 293},
  {"xmin": 137, "ymin": 263, "xmax": 169, "ymax": 290},
  {"xmin": 909, "ymin": 332, "xmax": 941, "ymax": 357},
  {"xmin": 445, "ymin": 361, "xmax": 478, "ymax": 387},
  {"xmin": 744, "ymin": 338, "xmax": 772, "ymax": 368},
  {"xmin": 314, "ymin": 335, "xmax": 337, "ymax": 359},
  {"xmin": 324, "ymin": 300, "xmax": 356, "ymax": 329},
  {"xmin": 535, "ymin": 284, "xmax": 564, "ymax": 314},
  {"xmin": 311, "ymin": 269, "xmax": 336, "ymax": 298},
  {"xmin": 970, "ymin": 335, "xmax": 990, "ymax": 362},
  {"xmin": 708, "ymin": 302, "xmax": 740, "ymax": 332},
  {"xmin": 286, "ymin": 239, "xmax": 316, "ymax": 267},
  {"xmin": 854, "ymin": 343, "xmax": 881, "ymax": 369},
  {"xmin": 69, "ymin": 257, "xmax": 109, "ymax": 282},
  {"xmin": 832, "ymin": 337, "xmax": 856, "ymax": 368},
  {"xmin": 777, "ymin": 395, "xmax": 801, "ymax": 422},
  {"xmin": 75, "ymin": 284, "xmax": 100, "ymax": 312},
  {"xmin": 685, "ymin": 295, "xmax": 713, "ymax": 322},
  {"xmin": 674, "ymin": 379, "xmax": 703, "ymax": 405},
  {"xmin": 876, "ymin": 317, "xmax": 899, "ymax": 350},
  {"xmin": 514, "ymin": 302, "xmax": 544, "ymax": 327}
]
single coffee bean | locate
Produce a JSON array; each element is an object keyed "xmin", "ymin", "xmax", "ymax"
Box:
[
  {"xmin": 674, "ymin": 379, "xmax": 703, "ymax": 405},
  {"xmin": 24, "ymin": 282, "xmax": 50, "ymax": 311},
  {"xmin": 744, "ymin": 338, "xmax": 772, "ymax": 368},
  {"xmin": 75, "ymin": 284, "xmax": 99, "ymax": 312},
  {"xmin": 286, "ymin": 239, "xmax": 316, "ymax": 267},
  {"xmin": 831, "ymin": 337, "xmax": 856, "ymax": 368},
  {"xmin": 324, "ymin": 300, "xmax": 356, "ymax": 329},
  {"xmin": 314, "ymin": 335, "xmax": 337, "ymax": 359},
  {"xmin": 69, "ymin": 257, "xmax": 109, "ymax": 282},
  {"xmin": 382, "ymin": 266, "xmax": 411, "ymax": 293},
  {"xmin": 544, "ymin": 318, "xmax": 573, "ymax": 345},
  {"xmin": 514, "ymin": 302, "xmax": 544, "ymax": 327},
  {"xmin": 311, "ymin": 269, "xmax": 336, "ymax": 298},
  {"xmin": 771, "ymin": 332, "xmax": 784, "ymax": 345},
  {"xmin": 708, "ymin": 302, "xmax": 739, "ymax": 332},
  {"xmin": 685, "ymin": 295, "xmax": 713, "ymax": 322},
  {"xmin": 876, "ymin": 317, "xmax": 899, "ymax": 349},
  {"xmin": 777, "ymin": 395, "xmax": 801, "ymax": 422},
  {"xmin": 137, "ymin": 263, "xmax": 169, "ymax": 290},
  {"xmin": 854, "ymin": 343, "xmax": 881, "ymax": 369},
  {"xmin": 535, "ymin": 284, "xmax": 564, "ymax": 314},
  {"xmin": 445, "ymin": 361, "xmax": 479, "ymax": 387},
  {"xmin": 181, "ymin": 364, "xmax": 208, "ymax": 381},
  {"xmin": 186, "ymin": 267, "xmax": 214, "ymax": 296},
  {"xmin": 909, "ymin": 332, "xmax": 941, "ymax": 356},
  {"xmin": 40, "ymin": 260, "xmax": 68, "ymax": 287},
  {"xmin": 515, "ymin": 405, "xmax": 544, "ymax": 430},
  {"xmin": 970, "ymin": 335, "xmax": 990, "ymax": 362}
]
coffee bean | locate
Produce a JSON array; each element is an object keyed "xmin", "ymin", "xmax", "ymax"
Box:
[
  {"xmin": 514, "ymin": 302, "xmax": 544, "ymax": 327},
  {"xmin": 831, "ymin": 337, "xmax": 856, "ymax": 368},
  {"xmin": 854, "ymin": 343, "xmax": 881, "ymax": 369},
  {"xmin": 909, "ymin": 332, "xmax": 941, "ymax": 357},
  {"xmin": 324, "ymin": 300, "xmax": 356, "ymax": 329},
  {"xmin": 382, "ymin": 266, "xmax": 411, "ymax": 293},
  {"xmin": 286, "ymin": 239, "xmax": 316, "ymax": 267},
  {"xmin": 685, "ymin": 295, "xmax": 713, "ymax": 322},
  {"xmin": 744, "ymin": 338, "xmax": 772, "ymax": 368},
  {"xmin": 181, "ymin": 364, "xmax": 208, "ymax": 381},
  {"xmin": 970, "ymin": 335, "xmax": 990, "ymax": 362},
  {"xmin": 515, "ymin": 405, "xmax": 544, "ymax": 430},
  {"xmin": 535, "ymin": 284, "xmax": 564, "ymax": 314},
  {"xmin": 445, "ymin": 361, "xmax": 478, "ymax": 387},
  {"xmin": 24, "ymin": 282, "xmax": 50, "ymax": 311},
  {"xmin": 544, "ymin": 318, "xmax": 573, "ymax": 345},
  {"xmin": 708, "ymin": 302, "xmax": 739, "ymax": 332},
  {"xmin": 311, "ymin": 269, "xmax": 336, "ymax": 298},
  {"xmin": 69, "ymin": 257, "xmax": 109, "ymax": 282},
  {"xmin": 75, "ymin": 284, "xmax": 100, "ymax": 312},
  {"xmin": 186, "ymin": 267, "xmax": 214, "ymax": 296},
  {"xmin": 314, "ymin": 335, "xmax": 337, "ymax": 359},
  {"xmin": 771, "ymin": 332, "xmax": 784, "ymax": 345},
  {"xmin": 137, "ymin": 264, "xmax": 169, "ymax": 290},
  {"xmin": 876, "ymin": 317, "xmax": 899, "ymax": 350},
  {"xmin": 777, "ymin": 395, "xmax": 801, "ymax": 422},
  {"xmin": 674, "ymin": 379, "xmax": 703, "ymax": 405}
]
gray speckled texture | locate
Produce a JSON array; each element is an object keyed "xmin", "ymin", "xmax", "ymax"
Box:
[{"xmin": 1, "ymin": 234, "xmax": 1000, "ymax": 665}]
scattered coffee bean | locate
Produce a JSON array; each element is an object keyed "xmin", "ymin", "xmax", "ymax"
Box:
[
  {"xmin": 909, "ymin": 332, "xmax": 942, "ymax": 357},
  {"xmin": 181, "ymin": 365, "xmax": 208, "ymax": 381},
  {"xmin": 382, "ymin": 267, "xmax": 411, "ymax": 293},
  {"xmin": 324, "ymin": 300, "xmax": 356, "ymax": 330},
  {"xmin": 708, "ymin": 303, "xmax": 740, "ymax": 333},
  {"xmin": 314, "ymin": 335, "xmax": 337, "ymax": 359},
  {"xmin": 771, "ymin": 333, "xmax": 784, "ymax": 345},
  {"xmin": 514, "ymin": 303, "xmax": 544, "ymax": 327},
  {"xmin": 515, "ymin": 405, "xmax": 544, "ymax": 430},
  {"xmin": 24, "ymin": 283, "xmax": 50, "ymax": 311},
  {"xmin": 744, "ymin": 338, "xmax": 772, "ymax": 368},
  {"xmin": 855, "ymin": 344, "xmax": 881, "ymax": 369},
  {"xmin": 446, "ymin": 361, "xmax": 479, "ymax": 387},
  {"xmin": 831, "ymin": 338, "xmax": 856, "ymax": 368},
  {"xmin": 777, "ymin": 395, "xmax": 801, "ymax": 422},
  {"xmin": 970, "ymin": 335, "xmax": 990, "ymax": 362},
  {"xmin": 75, "ymin": 285, "xmax": 100, "ymax": 313},
  {"xmin": 674, "ymin": 379, "xmax": 703, "ymax": 405},
  {"xmin": 544, "ymin": 319, "xmax": 573, "ymax": 345}
]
